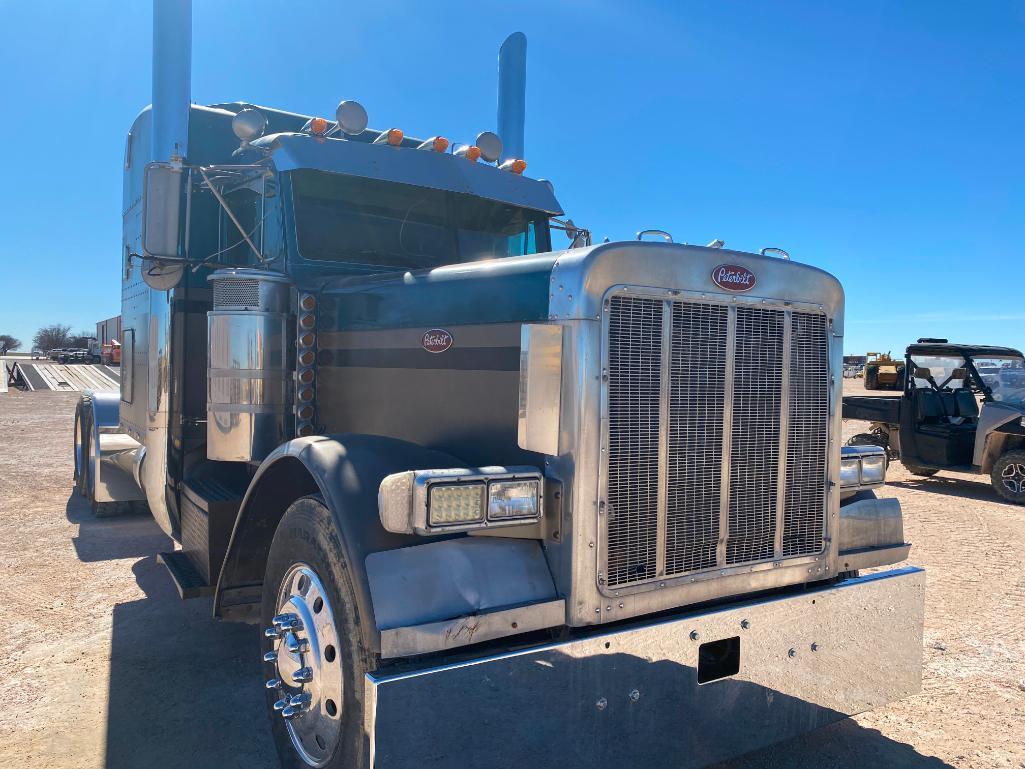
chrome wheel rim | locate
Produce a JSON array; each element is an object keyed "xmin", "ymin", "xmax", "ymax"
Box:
[
  {"xmin": 265, "ymin": 563, "xmax": 343, "ymax": 767},
  {"xmin": 1001, "ymin": 462, "xmax": 1025, "ymax": 495}
]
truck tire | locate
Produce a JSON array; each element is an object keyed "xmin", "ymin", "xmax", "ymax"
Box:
[
  {"xmin": 902, "ymin": 462, "xmax": 938, "ymax": 477},
  {"xmin": 865, "ymin": 367, "xmax": 878, "ymax": 390},
  {"xmin": 991, "ymin": 450, "xmax": 1025, "ymax": 505},
  {"xmin": 261, "ymin": 496, "xmax": 374, "ymax": 769}
]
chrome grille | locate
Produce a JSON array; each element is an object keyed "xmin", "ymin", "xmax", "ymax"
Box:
[{"xmin": 603, "ymin": 294, "xmax": 830, "ymax": 589}]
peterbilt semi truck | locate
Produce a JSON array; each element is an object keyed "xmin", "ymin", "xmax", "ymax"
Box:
[{"xmin": 72, "ymin": 2, "xmax": 924, "ymax": 767}]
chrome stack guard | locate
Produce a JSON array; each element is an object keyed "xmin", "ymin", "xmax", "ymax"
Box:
[{"xmin": 364, "ymin": 567, "xmax": 924, "ymax": 769}]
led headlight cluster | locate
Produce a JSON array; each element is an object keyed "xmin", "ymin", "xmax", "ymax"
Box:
[
  {"xmin": 379, "ymin": 467, "xmax": 543, "ymax": 535},
  {"xmin": 840, "ymin": 447, "xmax": 887, "ymax": 488}
]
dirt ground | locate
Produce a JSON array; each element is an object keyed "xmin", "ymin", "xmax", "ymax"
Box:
[{"xmin": 0, "ymin": 385, "xmax": 1023, "ymax": 769}]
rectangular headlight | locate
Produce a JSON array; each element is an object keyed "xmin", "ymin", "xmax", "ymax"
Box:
[
  {"xmin": 860, "ymin": 454, "xmax": 886, "ymax": 484},
  {"xmin": 428, "ymin": 483, "xmax": 486, "ymax": 526},
  {"xmin": 839, "ymin": 457, "xmax": 861, "ymax": 487},
  {"xmin": 488, "ymin": 479, "xmax": 541, "ymax": 521}
]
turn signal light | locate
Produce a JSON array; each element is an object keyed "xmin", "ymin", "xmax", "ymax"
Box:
[
  {"xmin": 309, "ymin": 117, "xmax": 328, "ymax": 135},
  {"xmin": 499, "ymin": 158, "xmax": 527, "ymax": 174},
  {"xmin": 455, "ymin": 144, "xmax": 481, "ymax": 162},
  {"xmin": 417, "ymin": 136, "xmax": 449, "ymax": 153},
  {"xmin": 374, "ymin": 128, "xmax": 404, "ymax": 146}
]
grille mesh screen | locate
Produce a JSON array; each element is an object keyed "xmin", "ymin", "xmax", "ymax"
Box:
[
  {"xmin": 783, "ymin": 312, "xmax": 830, "ymax": 556},
  {"xmin": 213, "ymin": 279, "xmax": 260, "ymax": 309},
  {"xmin": 726, "ymin": 307, "xmax": 784, "ymax": 565},
  {"xmin": 665, "ymin": 302, "xmax": 728, "ymax": 575},
  {"xmin": 604, "ymin": 295, "xmax": 829, "ymax": 589},
  {"xmin": 605, "ymin": 296, "xmax": 663, "ymax": 586}
]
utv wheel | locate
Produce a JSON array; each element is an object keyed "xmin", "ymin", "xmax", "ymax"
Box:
[
  {"xmin": 991, "ymin": 450, "xmax": 1025, "ymax": 505},
  {"xmin": 261, "ymin": 497, "xmax": 373, "ymax": 769},
  {"xmin": 902, "ymin": 462, "xmax": 938, "ymax": 477}
]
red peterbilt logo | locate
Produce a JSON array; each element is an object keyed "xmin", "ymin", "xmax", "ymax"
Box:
[
  {"xmin": 421, "ymin": 328, "xmax": 453, "ymax": 353},
  {"xmin": 711, "ymin": 264, "xmax": 756, "ymax": 292}
]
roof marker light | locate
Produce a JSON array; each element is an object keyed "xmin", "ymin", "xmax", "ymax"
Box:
[
  {"xmin": 454, "ymin": 144, "xmax": 482, "ymax": 162},
  {"xmin": 499, "ymin": 158, "xmax": 527, "ymax": 174},
  {"xmin": 308, "ymin": 117, "xmax": 329, "ymax": 135},
  {"xmin": 335, "ymin": 100, "xmax": 368, "ymax": 136},
  {"xmin": 374, "ymin": 128, "xmax": 404, "ymax": 146},
  {"xmin": 418, "ymin": 136, "xmax": 450, "ymax": 153}
]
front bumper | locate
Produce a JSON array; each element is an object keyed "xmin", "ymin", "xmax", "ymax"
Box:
[{"xmin": 364, "ymin": 566, "xmax": 924, "ymax": 769}]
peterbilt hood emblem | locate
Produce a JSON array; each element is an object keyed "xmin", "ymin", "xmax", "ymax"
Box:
[
  {"xmin": 711, "ymin": 264, "xmax": 756, "ymax": 292},
  {"xmin": 421, "ymin": 328, "xmax": 453, "ymax": 353}
]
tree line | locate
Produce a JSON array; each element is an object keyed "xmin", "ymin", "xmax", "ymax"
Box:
[{"xmin": 0, "ymin": 325, "xmax": 96, "ymax": 355}]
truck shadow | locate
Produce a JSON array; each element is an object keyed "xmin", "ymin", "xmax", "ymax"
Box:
[
  {"xmin": 103, "ymin": 555, "xmax": 278, "ymax": 768},
  {"xmin": 65, "ymin": 492, "xmax": 170, "ymax": 562},
  {"xmin": 888, "ymin": 475, "xmax": 1011, "ymax": 505}
]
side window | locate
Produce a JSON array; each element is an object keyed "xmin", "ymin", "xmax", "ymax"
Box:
[{"xmin": 121, "ymin": 329, "xmax": 135, "ymax": 404}]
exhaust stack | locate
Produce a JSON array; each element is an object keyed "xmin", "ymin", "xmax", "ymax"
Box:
[
  {"xmin": 497, "ymin": 32, "xmax": 527, "ymax": 163},
  {"xmin": 152, "ymin": 0, "xmax": 192, "ymax": 162}
]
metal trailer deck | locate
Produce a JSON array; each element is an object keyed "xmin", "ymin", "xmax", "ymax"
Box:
[{"xmin": 9, "ymin": 362, "xmax": 119, "ymax": 392}]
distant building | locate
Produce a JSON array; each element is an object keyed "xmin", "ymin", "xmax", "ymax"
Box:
[{"xmin": 843, "ymin": 354, "xmax": 868, "ymax": 366}]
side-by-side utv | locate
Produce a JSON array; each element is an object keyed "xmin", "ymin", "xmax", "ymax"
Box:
[{"xmin": 844, "ymin": 340, "xmax": 1025, "ymax": 504}]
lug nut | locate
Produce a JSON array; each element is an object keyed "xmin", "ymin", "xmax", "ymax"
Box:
[
  {"xmin": 263, "ymin": 651, "xmax": 278, "ymax": 663},
  {"xmin": 291, "ymin": 666, "xmax": 313, "ymax": 684},
  {"xmin": 264, "ymin": 627, "xmax": 281, "ymax": 639},
  {"xmin": 273, "ymin": 613, "xmax": 301, "ymax": 631},
  {"xmin": 289, "ymin": 692, "xmax": 312, "ymax": 709},
  {"xmin": 273, "ymin": 698, "xmax": 288, "ymax": 712},
  {"xmin": 285, "ymin": 633, "xmax": 309, "ymax": 654},
  {"xmin": 265, "ymin": 678, "xmax": 282, "ymax": 690},
  {"xmin": 281, "ymin": 705, "xmax": 301, "ymax": 720}
]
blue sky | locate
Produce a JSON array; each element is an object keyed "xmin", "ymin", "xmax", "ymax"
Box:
[{"xmin": 1, "ymin": 1, "xmax": 1022, "ymax": 354}]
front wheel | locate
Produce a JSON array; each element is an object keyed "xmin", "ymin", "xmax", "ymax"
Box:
[
  {"xmin": 991, "ymin": 450, "xmax": 1025, "ymax": 505},
  {"xmin": 261, "ymin": 497, "xmax": 374, "ymax": 769}
]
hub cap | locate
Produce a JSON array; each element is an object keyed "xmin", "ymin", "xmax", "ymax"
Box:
[
  {"xmin": 1001, "ymin": 462, "xmax": 1025, "ymax": 496},
  {"xmin": 264, "ymin": 564, "xmax": 343, "ymax": 767}
]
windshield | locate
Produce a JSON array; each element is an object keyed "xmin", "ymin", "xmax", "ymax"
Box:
[
  {"xmin": 973, "ymin": 356, "xmax": 1025, "ymax": 407},
  {"xmin": 291, "ymin": 169, "xmax": 550, "ymax": 269}
]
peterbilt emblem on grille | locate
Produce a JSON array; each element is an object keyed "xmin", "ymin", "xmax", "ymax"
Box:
[
  {"xmin": 711, "ymin": 264, "xmax": 756, "ymax": 292},
  {"xmin": 421, "ymin": 329, "xmax": 453, "ymax": 353}
]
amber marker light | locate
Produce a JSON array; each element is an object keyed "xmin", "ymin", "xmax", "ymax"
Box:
[
  {"xmin": 300, "ymin": 314, "xmax": 316, "ymax": 329},
  {"xmin": 299, "ymin": 350, "xmax": 316, "ymax": 366},
  {"xmin": 455, "ymin": 144, "xmax": 481, "ymax": 162},
  {"xmin": 499, "ymin": 158, "xmax": 527, "ymax": 174},
  {"xmin": 299, "ymin": 332, "xmax": 316, "ymax": 348},
  {"xmin": 300, "ymin": 294, "xmax": 316, "ymax": 311},
  {"xmin": 309, "ymin": 117, "xmax": 329, "ymax": 135},
  {"xmin": 299, "ymin": 387, "xmax": 315, "ymax": 402},
  {"xmin": 298, "ymin": 424, "xmax": 315, "ymax": 437},
  {"xmin": 297, "ymin": 405, "xmax": 314, "ymax": 420},
  {"xmin": 374, "ymin": 128, "xmax": 404, "ymax": 146},
  {"xmin": 299, "ymin": 369, "xmax": 315, "ymax": 384}
]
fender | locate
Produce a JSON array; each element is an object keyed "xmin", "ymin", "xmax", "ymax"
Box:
[{"xmin": 213, "ymin": 434, "xmax": 463, "ymax": 652}]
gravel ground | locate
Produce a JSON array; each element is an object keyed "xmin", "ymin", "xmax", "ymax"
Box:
[{"xmin": 0, "ymin": 385, "xmax": 1023, "ymax": 768}]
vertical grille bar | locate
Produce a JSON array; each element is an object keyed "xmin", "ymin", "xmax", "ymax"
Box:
[
  {"xmin": 726, "ymin": 307, "xmax": 784, "ymax": 565},
  {"xmin": 783, "ymin": 312, "xmax": 830, "ymax": 557},
  {"xmin": 605, "ymin": 296, "xmax": 663, "ymax": 586},
  {"xmin": 773, "ymin": 311, "xmax": 793, "ymax": 556}
]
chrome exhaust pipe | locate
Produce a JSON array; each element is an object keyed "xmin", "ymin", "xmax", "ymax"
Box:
[{"xmin": 497, "ymin": 32, "xmax": 526, "ymax": 163}]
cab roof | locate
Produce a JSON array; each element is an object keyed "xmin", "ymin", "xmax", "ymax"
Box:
[{"xmin": 906, "ymin": 342, "xmax": 1023, "ymax": 359}]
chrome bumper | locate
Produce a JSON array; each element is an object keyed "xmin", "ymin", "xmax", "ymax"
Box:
[{"xmin": 364, "ymin": 567, "xmax": 924, "ymax": 769}]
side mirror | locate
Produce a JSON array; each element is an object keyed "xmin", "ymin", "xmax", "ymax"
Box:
[{"xmin": 142, "ymin": 162, "xmax": 184, "ymax": 259}]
